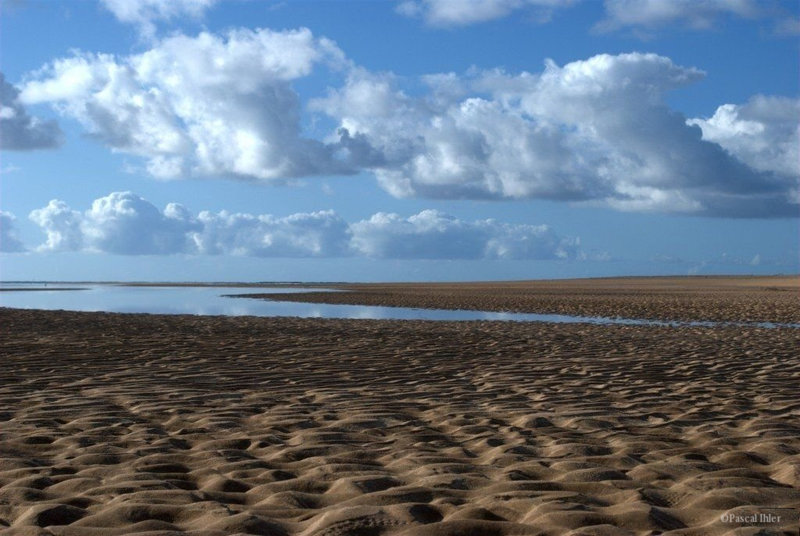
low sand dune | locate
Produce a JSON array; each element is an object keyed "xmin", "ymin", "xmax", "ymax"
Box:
[{"xmin": 1, "ymin": 277, "xmax": 799, "ymax": 535}]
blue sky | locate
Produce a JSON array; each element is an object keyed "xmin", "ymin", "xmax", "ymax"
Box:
[{"xmin": 0, "ymin": 0, "xmax": 797, "ymax": 281}]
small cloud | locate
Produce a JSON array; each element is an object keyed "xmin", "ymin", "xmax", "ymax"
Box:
[
  {"xmin": 0, "ymin": 211, "xmax": 26, "ymax": 252},
  {"xmin": 397, "ymin": 0, "xmax": 790, "ymax": 37},
  {"xmin": 98, "ymin": 0, "xmax": 218, "ymax": 38},
  {"xmin": 775, "ymin": 16, "xmax": 800, "ymax": 35},
  {"xmin": 650, "ymin": 254, "xmax": 685, "ymax": 264},
  {"xmin": 596, "ymin": 0, "xmax": 760, "ymax": 33},
  {"xmin": 0, "ymin": 164, "xmax": 21, "ymax": 174},
  {"xmin": 0, "ymin": 0, "xmax": 26, "ymax": 13},
  {"xmin": 0, "ymin": 73, "xmax": 62, "ymax": 151},
  {"xmin": 395, "ymin": 0, "xmax": 421, "ymax": 18},
  {"xmin": 266, "ymin": 1, "xmax": 287, "ymax": 12},
  {"xmin": 687, "ymin": 261, "xmax": 707, "ymax": 275},
  {"xmin": 586, "ymin": 250, "xmax": 612, "ymax": 262},
  {"xmin": 750, "ymin": 253, "xmax": 761, "ymax": 266},
  {"xmin": 396, "ymin": 0, "xmax": 574, "ymax": 27},
  {"xmin": 121, "ymin": 160, "xmax": 142, "ymax": 175}
]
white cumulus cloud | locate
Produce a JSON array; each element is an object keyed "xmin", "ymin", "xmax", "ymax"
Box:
[
  {"xmin": 28, "ymin": 192, "xmax": 579, "ymax": 260},
  {"xmin": 191, "ymin": 210, "xmax": 352, "ymax": 257},
  {"xmin": 20, "ymin": 34, "xmax": 797, "ymax": 218},
  {"xmin": 350, "ymin": 210, "xmax": 578, "ymax": 259},
  {"xmin": 316, "ymin": 53, "xmax": 797, "ymax": 216},
  {"xmin": 83, "ymin": 192, "xmax": 200, "ymax": 255},
  {"xmin": 687, "ymin": 95, "xmax": 800, "ymax": 178},
  {"xmin": 0, "ymin": 211, "xmax": 26, "ymax": 253},
  {"xmin": 20, "ymin": 28, "xmax": 351, "ymax": 180},
  {"xmin": 29, "ymin": 200, "xmax": 84, "ymax": 251},
  {"xmin": 0, "ymin": 73, "xmax": 62, "ymax": 151},
  {"xmin": 29, "ymin": 194, "xmax": 197, "ymax": 254}
]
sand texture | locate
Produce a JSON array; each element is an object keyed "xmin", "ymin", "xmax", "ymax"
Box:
[
  {"xmin": 237, "ymin": 276, "xmax": 800, "ymax": 324},
  {"xmin": 2, "ymin": 277, "xmax": 800, "ymax": 535}
]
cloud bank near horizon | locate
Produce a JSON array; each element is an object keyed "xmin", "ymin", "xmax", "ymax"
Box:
[
  {"xmin": 20, "ymin": 191, "xmax": 580, "ymax": 260},
  {"xmin": 14, "ymin": 30, "xmax": 799, "ymax": 218}
]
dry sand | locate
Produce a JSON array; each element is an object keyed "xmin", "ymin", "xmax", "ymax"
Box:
[{"xmin": 1, "ymin": 276, "xmax": 799, "ymax": 535}]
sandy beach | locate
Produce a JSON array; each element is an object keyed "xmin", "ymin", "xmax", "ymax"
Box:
[{"xmin": 1, "ymin": 276, "xmax": 799, "ymax": 535}]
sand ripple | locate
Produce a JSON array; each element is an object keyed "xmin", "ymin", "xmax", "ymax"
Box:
[{"xmin": 1, "ymin": 306, "xmax": 798, "ymax": 535}]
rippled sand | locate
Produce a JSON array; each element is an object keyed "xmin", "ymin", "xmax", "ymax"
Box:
[{"xmin": 2, "ymin": 277, "xmax": 799, "ymax": 535}]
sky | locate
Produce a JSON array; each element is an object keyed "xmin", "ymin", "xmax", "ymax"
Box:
[{"xmin": 0, "ymin": 0, "xmax": 798, "ymax": 282}]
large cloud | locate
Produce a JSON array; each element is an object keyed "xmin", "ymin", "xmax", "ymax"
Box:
[
  {"xmin": 0, "ymin": 73, "xmax": 62, "ymax": 151},
  {"xmin": 20, "ymin": 35, "xmax": 798, "ymax": 217},
  {"xmin": 99, "ymin": 0, "xmax": 217, "ymax": 37},
  {"xmin": 316, "ymin": 53, "xmax": 797, "ymax": 216},
  {"xmin": 0, "ymin": 211, "xmax": 26, "ymax": 252},
  {"xmin": 28, "ymin": 192, "xmax": 578, "ymax": 260},
  {"xmin": 20, "ymin": 28, "xmax": 351, "ymax": 180}
]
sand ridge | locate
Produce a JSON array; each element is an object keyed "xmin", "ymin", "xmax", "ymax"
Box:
[
  {"xmin": 1, "ymin": 304, "xmax": 799, "ymax": 535},
  {"xmin": 234, "ymin": 276, "xmax": 800, "ymax": 324}
]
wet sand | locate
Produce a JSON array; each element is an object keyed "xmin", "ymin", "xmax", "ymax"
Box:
[
  {"xmin": 238, "ymin": 276, "xmax": 800, "ymax": 324},
  {"xmin": 1, "ymin": 276, "xmax": 799, "ymax": 535}
]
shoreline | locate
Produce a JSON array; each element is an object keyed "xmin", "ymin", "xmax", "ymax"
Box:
[
  {"xmin": 3, "ymin": 275, "xmax": 798, "ymax": 324},
  {"xmin": 1, "ymin": 274, "xmax": 797, "ymax": 287},
  {"xmin": 234, "ymin": 275, "xmax": 800, "ymax": 324}
]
